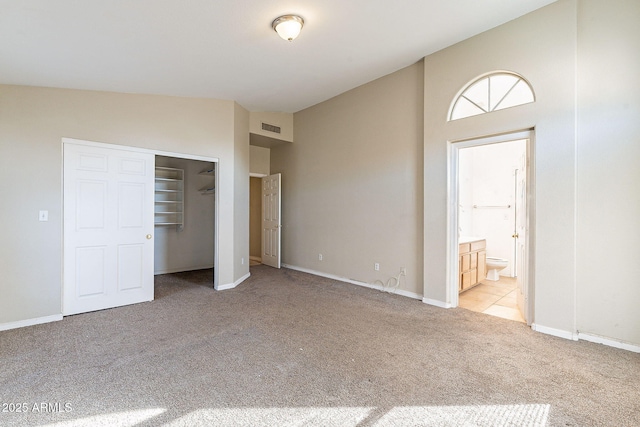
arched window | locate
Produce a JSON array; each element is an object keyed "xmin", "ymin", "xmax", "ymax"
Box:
[{"xmin": 449, "ymin": 72, "xmax": 535, "ymax": 121}]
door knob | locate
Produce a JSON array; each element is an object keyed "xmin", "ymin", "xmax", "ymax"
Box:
[
  {"xmin": 146, "ymin": 234, "xmax": 152, "ymax": 240},
  {"xmin": 512, "ymin": 233, "xmax": 519, "ymax": 238}
]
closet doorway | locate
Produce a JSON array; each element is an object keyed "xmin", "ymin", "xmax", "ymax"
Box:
[
  {"xmin": 62, "ymin": 138, "xmax": 219, "ymax": 316},
  {"xmin": 154, "ymin": 155, "xmax": 216, "ymax": 283}
]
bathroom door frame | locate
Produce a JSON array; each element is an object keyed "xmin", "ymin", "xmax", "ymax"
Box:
[{"xmin": 447, "ymin": 129, "xmax": 535, "ymax": 324}]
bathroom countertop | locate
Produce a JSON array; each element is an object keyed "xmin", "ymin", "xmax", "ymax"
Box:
[{"xmin": 459, "ymin": 236, "xmax": 486, "ymax": 244}]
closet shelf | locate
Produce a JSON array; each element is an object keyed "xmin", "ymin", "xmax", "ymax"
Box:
[{"xmin": 155, "ymin": 166, "xmax": 184, "ymax": 228}]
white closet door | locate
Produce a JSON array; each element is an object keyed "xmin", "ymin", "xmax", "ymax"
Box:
[
  {"xmin": 63, "ymin": 141, "xmax": 155, "ymax": 315},
  {"xmin": 262, "ymin": 173, "xmax": 281, "ymax": 268}
]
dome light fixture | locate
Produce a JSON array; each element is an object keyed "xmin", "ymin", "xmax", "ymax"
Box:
[{"xmin": 272, "ymin": 15, "xmax": 304, "ymax": 41}]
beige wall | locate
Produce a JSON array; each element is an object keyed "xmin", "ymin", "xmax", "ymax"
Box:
[
  {"xmin": 250, "ymin": 111, "xmax": 294, "ymax": 142},
  {"xmin": 234, "ymin": 103, "xmax": 250, "ymax": 280},
  {"xmin": 576, "ymin": 0, "xmax": 640, "ymax": 345},
  {"xmin": 0, "ymin": 85, "xmax": 248, "ymax": 326},
  {"xmin": 423, "ymin": 0, "xmax": 640, "ymax": 346},
  {"xmin": 250, "ymin": 145, "xmax": 271, "ymax": 176},
  {"xmin": 271, "ymin": 62, "xmax": 424, "ymax": 297}
]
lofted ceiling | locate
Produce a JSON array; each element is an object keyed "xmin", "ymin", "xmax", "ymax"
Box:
[{"xmin": 0, "ymin": 0, "xmax": 557, "ymax": 113}]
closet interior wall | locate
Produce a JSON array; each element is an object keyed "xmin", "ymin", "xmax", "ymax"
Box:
[{"xmin": 154, "ymin": 155, "xmax": 215, "ymax": 275}]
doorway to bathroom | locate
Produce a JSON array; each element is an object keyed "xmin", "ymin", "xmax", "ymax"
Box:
[{"xmin": 448, "ymin": 130, "xmax": 534, "ymax": 324}]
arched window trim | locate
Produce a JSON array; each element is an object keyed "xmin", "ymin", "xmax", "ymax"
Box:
[{"xmin": 448, "ymin": 71, "xmax": 535, "ymax": 121}]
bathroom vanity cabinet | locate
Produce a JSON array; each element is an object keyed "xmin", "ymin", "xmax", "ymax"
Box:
[{"xmin": 459, "ymin": 238, "xmax": 486, "ymax": 292}]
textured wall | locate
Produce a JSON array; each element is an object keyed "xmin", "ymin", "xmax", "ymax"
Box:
[
  {"xmin": 271, "ymin": 62, "xmax": 424, "ymax": 296},
  {"xmin": 576, "ymin": 0, "xmax": 640, "ymax": 345}
]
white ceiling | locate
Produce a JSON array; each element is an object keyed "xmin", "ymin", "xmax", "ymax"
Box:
[{"xmin": 0, "ymin": 0, "xmax": 556, "ymax": 113}]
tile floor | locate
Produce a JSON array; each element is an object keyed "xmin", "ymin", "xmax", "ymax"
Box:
[{"xmin": 458, "ymin": 276, "xmax": 525, "ymax": 323}]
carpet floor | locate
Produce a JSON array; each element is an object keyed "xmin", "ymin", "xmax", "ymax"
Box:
[{"xmin": 1, "ymin": 265, "xmax": 638, "ymax": 426}]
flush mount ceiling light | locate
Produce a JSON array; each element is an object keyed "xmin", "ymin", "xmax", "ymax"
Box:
[{"xmin": 272, "ymin": 15, "xmax": 304, "ymax": 41}]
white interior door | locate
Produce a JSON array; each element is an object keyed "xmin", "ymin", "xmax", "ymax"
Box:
[
  {"xmin": 262, "ymin": 173, "xmax": 281, "ymax": 268},
  {"xmin": 515, "ymin": 149, "xmax": 528, "ymax": 323},
  {"xmin": 63, "ymin": 141, "xmax": 155, "ymax": 315}
]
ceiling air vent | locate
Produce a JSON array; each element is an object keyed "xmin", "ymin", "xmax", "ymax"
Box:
[{"xmin": 261, "ymin": 122, "xmax": 281, "ymax": 134}]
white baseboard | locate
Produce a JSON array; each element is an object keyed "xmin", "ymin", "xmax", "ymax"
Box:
[
  {"xmin": 422, "ymin": 298, "xmax": 453, "ymax": 309},
  {"xmin": 531, "ymin": 324, "xmax": 640, "ymax": 353},
  {"xmin": 154, "ymin": 264, "xmax": 214, "ymax": 275},
  {"xmin": 216, "ymin": 272, "xmax": 251, "ymax": 291},
  {"xmin": 578, "ymin": 332, "xmax": 640, "ymax": 353},
  {"xmin": 282, "ymin": 264, "xmax": 423, "ymax": 300},
  {"xmin": 392, "ymin": 287, "xmax": 422, "ymax": 300},
  {"xmin": 249, "ymin": 256, "xmax": 262, "ymax": 262},
  {"xmin": 235, "ymin": 272, "xmax": 251, "ymax": 286},
  {"xmin": 216, "ymin": 282, "xmax": 235, "ymax": 291},
  {"xmin": 0, "ymin": 314, "xmax": 63, "ymax": 332},
  {"xmin": 531, "ymin": 323, "xmax": 579, "ymax": 341}
]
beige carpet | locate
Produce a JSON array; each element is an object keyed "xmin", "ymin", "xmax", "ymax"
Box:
[{"xmin": 1, "ymin": 266, "xmax": 638, "ymax": 426}]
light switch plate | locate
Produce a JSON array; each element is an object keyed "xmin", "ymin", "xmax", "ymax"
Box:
[{"xmin": 39, "ymin": 210, "xmax": 48, "ymax": 221}]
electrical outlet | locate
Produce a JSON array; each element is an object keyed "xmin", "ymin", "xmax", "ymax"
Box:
[
  {"xmin": 318, "ymin": 253, "xmax": 323, "ymax": 261},
  {"xmin": 374, "ymin": 263, "xmax": 380, "ymax": 271},
  {"xmin": 401, "ymin": 267, "xmax": 407, "ymax": 275}
]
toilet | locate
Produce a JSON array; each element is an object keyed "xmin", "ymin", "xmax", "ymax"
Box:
[{"xmin": 485, "ymin": 257, "xmax": 508, "ymax": 281}]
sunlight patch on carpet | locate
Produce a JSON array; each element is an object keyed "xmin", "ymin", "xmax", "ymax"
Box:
[
  {"xmin": 163, "ymin": 404, "xmax": 549, "ymax": 426},
  {"xmin": 375, "ymin": 404, "xmax": 550, "ymax": 426},
  {"xmin": 165, "ymin": 407, "xmax": 374, "ymax": 426}
]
